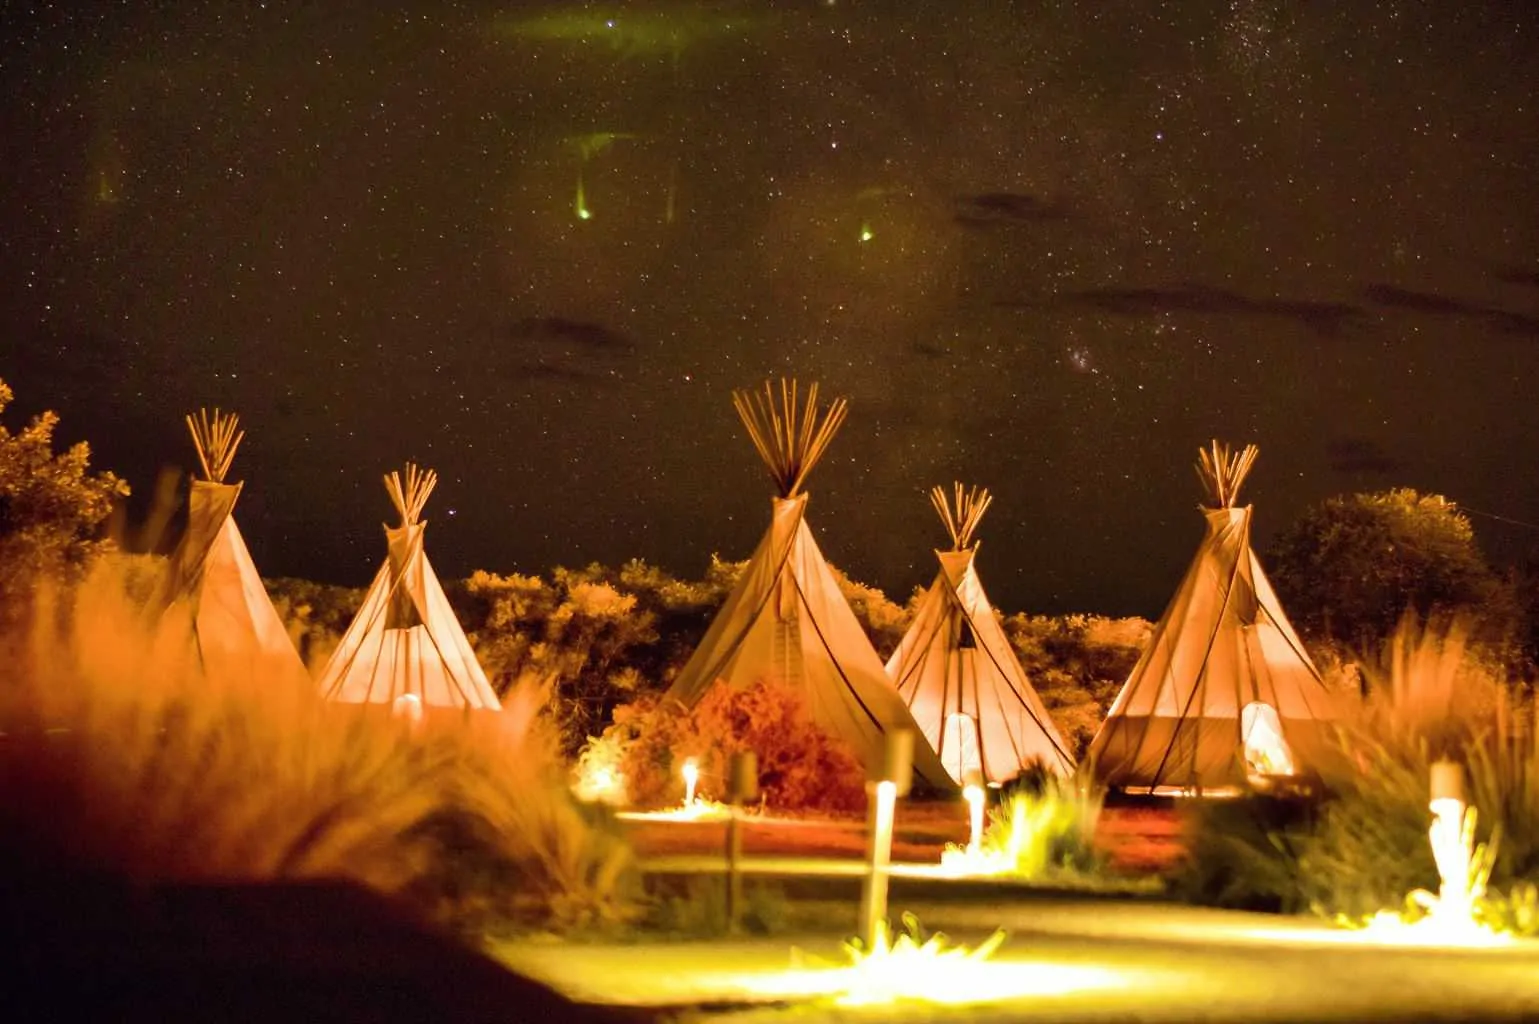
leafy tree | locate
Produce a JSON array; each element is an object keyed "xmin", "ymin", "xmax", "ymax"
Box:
[
  {"xmin": 1266, "ymin": 488, "xmax": 1516, "ymax": 651},
  {"xmin": 0, "ymin": 378, "xmax": 128, "ymax": 621},
  {"xmin": 1004, "ymin": 613, "xmax": 1150, "ymax": 757},
  {"xmin": 263, "ymin": 576, "xmax": 365, "ymax": 673},
  {"xmin": 454, "ymin": 554, "xmax": 911, "ymax": 753},
  {"xmin": 457, "ymin": 567, "xmax": 664, "ymax": 752},
  {"xmin": 826, "ymin": 563, "xmax": 909, "ymax": 658}
]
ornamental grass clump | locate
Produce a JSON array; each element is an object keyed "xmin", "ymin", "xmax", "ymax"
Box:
[
  {"xmin": 948, "ymin": 768, "xmax": 1106, "ymax": 880},
  {"xmin": 1179, "ymin": 615, "xmax": 1539, "ymax": 933},
  {"xmin": 0, "ymin": 559, "xmax": 637, "ymax": 936},
  {"xmin": 1291, "ymin": 618, "xmax": 1531, "ymax": 926}
]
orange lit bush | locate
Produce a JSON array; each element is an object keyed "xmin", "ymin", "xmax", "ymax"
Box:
[
  {"xmin": 599, "ymin": 679, "xmax": 867, "ymax": 814},
  {"xmin": 0, "ymin": 377, "xmax": 128, "ymax": 629}
]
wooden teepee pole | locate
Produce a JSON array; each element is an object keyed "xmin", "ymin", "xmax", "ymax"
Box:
[
  {"xmin": 384, "ymin": 462, "xmax": 437, "ymax": 526},
  {"xmin": 185, "ymin": 408, "xmax": 244, "ymax": 483},
  {"xmin": 1195, "ymin": 440, "xmax": 1259, "ymax": 509},
  {"xmin": 929, "ymin": 482, "xmax": 992, "ymax": 550},
  {"xmin": 732, "ymin": 378, "xmax": 849, "ymax": 498}
]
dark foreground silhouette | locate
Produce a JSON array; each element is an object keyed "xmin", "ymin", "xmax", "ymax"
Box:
[{"xmin": 4, "ymin": 867, "xmax": 637, "ymax": 1024}]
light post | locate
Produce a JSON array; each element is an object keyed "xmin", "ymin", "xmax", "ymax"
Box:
[
  {"xmin": 1428, "ymin": 759, "xmax": 1472, "ymax": 921},
  {"xmin": 962, "ymin": 768, "xmax": 986, "ymax": 857},
  {"xmin": 860, "ymin": 730, "xmax": 914, "ymax": 946},
  {"xmin": 682, "ymin": 756, "xmax": 700, "ymax": 809},
  {"xmin": 724, "ymin": 750, "xmax": 758, "ymax": 934}
]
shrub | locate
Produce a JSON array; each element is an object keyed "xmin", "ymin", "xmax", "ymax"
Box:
[
  {"xmin": 1174, "ymin": 796, "xmax": 1317, "ymax": 912},
  {"xmin": 965, "ymin": 769, "xmax": 1107, "ymax": 880},
  {"xmin": 457, "ymin": 567, "xmax": 665, "ymax": 756},
  {"xmin": 1177, "ymin": 616, "xmax": 1539, "ymax": 921},
  {"xmin": 1267, "ymin": 488, "xmax": 1519, "ymax": 653},
  {"xmin": 641, "ymin": 875, "xmax": 789, "ymax": 936},
  {"xmin": 263, "ymin": 575, "xmax": 365, "ymax": 673},
  {"xmin": 594, "ymin": 679, "xmax": 868, "ymax": 814},
  {"xmin": 0, "ymin": 378, "xmax": 128, "ymax": 627},
  {"xmin": 0, "ymin": 562, "xmax": 638, "ymax": 937},
  {"xmin": 825, "ymin": 565, "xmax": 909, "ymax": 659},
  {"xmin": 1004, "ymin": 613, "xmax": 1149, "ymax": 758}
]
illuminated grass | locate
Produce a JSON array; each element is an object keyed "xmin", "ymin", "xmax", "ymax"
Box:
[
  {"xmin": 618, "ymin": 799, "xmax": 734, "ymax": 823},
  {"xmin": 712, "ymin": 915, "xmax": 1134, "ymax": 1008}
]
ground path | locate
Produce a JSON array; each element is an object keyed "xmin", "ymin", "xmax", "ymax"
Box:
[
  {"xmin": 499, "ymin": 888, "xmax": 1539, "ymax": 1022},
  {"xmin": 494, "ymin": 800, "xmax": 1539, "ymax": 1021}
]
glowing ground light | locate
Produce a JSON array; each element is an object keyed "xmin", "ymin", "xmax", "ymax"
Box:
[
  {"xmin": 614, "ymin": 796, "xmax": 732, "ymax": 823},
  {"xmin": 611, "ymin": 756, "xmax": 731, "ymax": 820},
  {"xmin": 830, "ymin": 917, "xmax": 1005, "ymax": 1007},
  {"xmin": 938, "ymin": 845, "xmax": 1012, "ymax": 876},
  {"xmin": 737, "ymin": 917, "xmax": 1129, "ymax": 1007},
  {"xmin": 574, "ymin": 763, "xmax": 622, "ymax": 802},
  {"xmin": 682, "ymin": 757, "xmax": 700, "ymax": 807},
  {"xmin": 938, "ymin": 776, "xmax": 998, "ymax": 874},
  {"xmin": 963, "ymin": 779, "xmax": 985, "ymax": 855},
  {"xmin": 1347, "ymin": 760, "xmax": 1510, "ymax": 948},
  {"xmin": 859, "ymin": 221, "xmax": 873, "ymax": 242},
  {"xmin": 1354, "ymin": 908, "xmax": 1511, "ymax": 948},
  {"xmin": 572, "ymin": 749, "xmax": 626, "ymax": 804},
  {"xmin": 937, "ymin": 789, "xmax": 1038, "ymax": 877},
  {"xmin": 391, "ymin": 692, "xmax": 423, "ymax": 726},
  {"xmin": 1006, "ymin": 789, "xmax": 1027, "ymax": 862}
]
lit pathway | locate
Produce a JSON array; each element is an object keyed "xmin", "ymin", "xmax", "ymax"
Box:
[{"xmin": 496, "ymin": 883, "xmax": 1539, "ymax": 1022}]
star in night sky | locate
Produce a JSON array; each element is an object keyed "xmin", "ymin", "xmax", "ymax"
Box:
[{"xmin": 3, "ymin": 1, "xmax": 1537, "ymax": 617}]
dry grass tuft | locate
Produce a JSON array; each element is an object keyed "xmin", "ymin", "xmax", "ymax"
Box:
[
  {"xmin": 1180, "ymin": 615, "xmax": 1539, "ymax": 923},
  {"xmin": 0, "ymin": 558, "xmax": 637, "ymax": 935}
]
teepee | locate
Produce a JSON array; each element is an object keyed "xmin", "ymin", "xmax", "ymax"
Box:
[
  {"xmin": 664, "ymin": 380, "xmax": 953, "ymax": 790},
  {"xmin": 1088, "ymin": 442, "xmax": 1337, "ymax": 793},
  {"xmin": 318, "ymin": 463, "xmax": 500, "ymax": 712},
  {"xmin": 887, "ymin": 484, "xmax": 1075, "ymax": 784},
  {"xmin": 158, "ymin": 409, "xmax": 309, "ymax": 689}
]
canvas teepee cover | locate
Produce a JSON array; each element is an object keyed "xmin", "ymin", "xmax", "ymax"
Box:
[
  {"xmin": 1088, "ymin": 442, "xmax": 1337, "ymax": 792},
  {"xmin": 160, "ymin": 409, "xmax": 309, "ymax": 690},
  {"xmin": 664, "ymin": 380, "xmax": 953, "ymax": 790},
  {"xmin": 318, "ymin": 463, "xmax": 500, "ymax": 711},
  {"xmin": 887, "ymin": 484, "xmax": 1075, "ymax": 784}
]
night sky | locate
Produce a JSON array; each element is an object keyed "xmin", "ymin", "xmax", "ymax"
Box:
[{"xmin": 4, "ymin": 1, "xmax": 1538, "ymax": 618}]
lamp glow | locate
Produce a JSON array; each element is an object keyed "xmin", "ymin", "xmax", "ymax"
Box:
[
  {"xmin": 827, "ymin": 915, "xmax": 1006, "ymax": 1006},
  {"xmin": 1421, "ymin": 760, "xmax": 1482, "ymax": 930},
  {"xmin": 682, "ymin": 756, "xmax": 700, "ymax": 808},
  {"xmin": 1350, "ymin": 759, "xmax": 1509, "ymax": 946},
  {"xmin": 392, "ymin": 693, "xmax": 424, "ymax": 730},
  {"xmin": 1006, "ymin": 791, "xmax": 1026, "ymax": 864},
  {"xmin": 963, "ymin": 777, "xmax": 986, "ymax": 856},
  {"xmin": 859, "ymin": 780, "xmax": 899, "ymax": 944}
]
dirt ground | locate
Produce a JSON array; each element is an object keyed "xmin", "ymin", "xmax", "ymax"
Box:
[{"xmin": 619, "ymin": 798, "xmax": 1186, "ymax": 876}]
